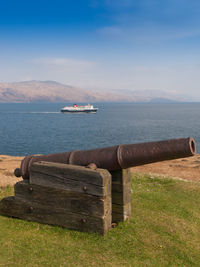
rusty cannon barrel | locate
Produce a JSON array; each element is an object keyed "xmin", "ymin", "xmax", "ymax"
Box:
[{"xmin": 14, "ymin": 137, "xmax": 196, "ymax": 180}]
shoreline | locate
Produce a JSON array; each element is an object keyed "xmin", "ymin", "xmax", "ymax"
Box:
[{"xmin": 1, "ymin": 154, "xmax": 200, "ymax": 187}]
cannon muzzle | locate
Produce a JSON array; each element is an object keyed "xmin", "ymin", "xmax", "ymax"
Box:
[{"xmin": 15, "ymin": 137, "xmax": 196, "ymax": 179}]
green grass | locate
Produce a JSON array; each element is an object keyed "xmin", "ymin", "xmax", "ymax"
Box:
[{"xmin": 0, "ymin": 174, "xmax": 200, "ymax": 267}]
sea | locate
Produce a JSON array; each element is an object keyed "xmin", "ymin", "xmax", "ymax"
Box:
[{"xmin": 0, "ymin": 102, "xmax": 199, "ymax": 156}]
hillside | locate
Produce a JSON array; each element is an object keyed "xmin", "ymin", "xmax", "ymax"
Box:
[
  {"xmin": 0, "ymin": 80, "xmax": 184, "ymax": 103},
  {"xmin": 0, "ymin": 81, "xmax": 137, "ymax": 103}
]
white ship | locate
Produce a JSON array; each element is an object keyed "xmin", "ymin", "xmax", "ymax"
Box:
[{"xmin": 61, "ymin": 104, "xmax": 98, "ymax": 113}]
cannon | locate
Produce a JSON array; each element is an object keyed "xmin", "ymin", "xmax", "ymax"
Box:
[
  {"xmin": 0, "ymin": 137, "xmax": 196, "ymax": 235},
  {"xmin": 15, "ymin": 137, "xmax": 196, "ymax": 179}
]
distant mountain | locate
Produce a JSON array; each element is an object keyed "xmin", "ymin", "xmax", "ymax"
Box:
[
  {"xmin": 0, "ymin": 80, "xmax": 187, "ymax": 103},
  {"xmin": 0, "ymin": 80, "xmax": 138, "ymax": 103},
  {"xmin": 149, "ymin": 98, "xmax": 179, "ymax": 103},
  {"xmin": 110, "ymin": 89, "xmax": 187, "ymax": 102}
]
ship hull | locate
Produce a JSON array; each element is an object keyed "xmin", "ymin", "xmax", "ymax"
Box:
[{"xmin": 61, "ymin": 109, "xmax": 98, "ymax": 113}]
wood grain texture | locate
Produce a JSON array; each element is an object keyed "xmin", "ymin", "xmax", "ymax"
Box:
[
  {"xmin": 110, "ymin": 169, "xmax": 131, "ymax": 185},
  {"xmin": 30, "ymin": 162, "xmax": 111, "ymax": 197},
  {"xmin": 112, "ymin": 202, "xmax": 131, "ymax": 215},
  {"xmin": 110, "ymin": 169, "xmax": 131, "ymax": 222},
  {"xmin": 0, "ymin": 196, "xmax": 111, "ymax": 235},
  {"xmin": 30, "ymin": 161, "xmax": 110, "ymax": 186},
  {"xmin": 14, "ymin": 181, "xmax": 111, "ymax": 218},
  {"xmin": 112, "ymin": 186, "xmax": 131, "ymax": 205},
  {"xmin": 112, "ymin": 202, "xmax": 131, "ymax": 222},
  {"xmin": 112, "ymin": 209, "xmax": 130, "ymax": 222}
]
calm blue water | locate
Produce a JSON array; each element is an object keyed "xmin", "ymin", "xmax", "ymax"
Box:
[{"xmin": 0, "ymin": 102, "xmax": 199, "ymax": 155}]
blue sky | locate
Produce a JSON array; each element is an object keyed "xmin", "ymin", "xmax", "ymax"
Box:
[{"xmin": 0, "ymin": 0, "xmax": 200, "ymax": 97}]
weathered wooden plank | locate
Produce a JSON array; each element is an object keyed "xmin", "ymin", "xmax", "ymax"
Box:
[
  {"xmin": 112, "ymin": 181, "xmax": 131, "ymax": 193},
  {"xmin": 30, "ymin": 172, "xmax": 109, "ymax": 197},
  {"xmin": 30, "ymin": 162, "xmax": 111, "ymax": 197},
  {"xmin": 110, "ymin": 168, "xmax": 131, "ymax": 223},
  {"xmin": 30, "ymin": 161, "xmax": 110, "ymax": 186},
  {"xmin": 14, "ymin": 181, "xmax": 111, "ymax": 218},
  {"xmin": 0, "ymin": 196, "xmax": 111, "ymax": 235},
  {"xmin": 112, "ymin": 202, "xmax": 131, "ymax": 215},
  {"xmin": 112, "ymin": 209, "xmax": 131, "ymax": 222},
  {"xmin": 112, "ymin": 185, "xmax": 131, "ymax": 205},
  {"xmin": 112, "ymin": 202, "xmax": 131, "ymax": 222},
  {"xmin": 110, "ymin": 169, "xmax": 131, "ymax": 185}
]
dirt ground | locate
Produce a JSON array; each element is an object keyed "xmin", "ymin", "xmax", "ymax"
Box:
[
  {"xmin": 132, "ymin": 154, "xmax": 200, "ymax": 182},
  {"xmin": 0, "ymin": 154, "xmax": 200, "ymax": 187},
  {"xmin": 0, "ymin": 155, "xmax": 23, "ymax": 187}
]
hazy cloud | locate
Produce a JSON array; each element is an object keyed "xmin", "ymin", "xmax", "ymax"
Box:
[
  {"xmin": 98, "ymin": 25, "xmax": 200, "ymax": 43},
  {"xmin": 91, "ymin": 0, "xmax": 200, "ymax": 13},
  {"xmin": 32, "ymin": 57, "xmax": 96, "ymax": 69},
  {"xmin": 95, "ymin": 0, "xmax": 200, "ymax": 44},
  {"xmin": 104, "ymin": 0, "xmax": 136, "ymax": 9},
  {"xmin": 90, "ymin": 0, "xmax": 137, "ymax": 10}
]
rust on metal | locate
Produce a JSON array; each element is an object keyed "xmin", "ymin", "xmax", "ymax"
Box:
[
  {"xmin": 20, "ymin": 151, "xmax": 71, "ymax": 179},
  {"xmin": 15, "ymin": 137, "xmax": 196, "ymax": 180},
  {"xmin": 83, "ymin": 186, "xmax": 87, "ymax": 191},
  {"xmin": 29, "ymin": 207, "xmax": 33, "ymax": 212},
  {"xmin": 14, "ymin": 168, "xmax": 22, "ymax": 178},
  {"xmin": 117, "ymin": 137, "xmax": 196, "ymax": 169},
  {"xmin": 86, "ymin": 163, "xmax": 97, "ymax": 170},
  {"xmin": 69, "ymin": 146, "xmax": 120, "ymax": 170}
]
